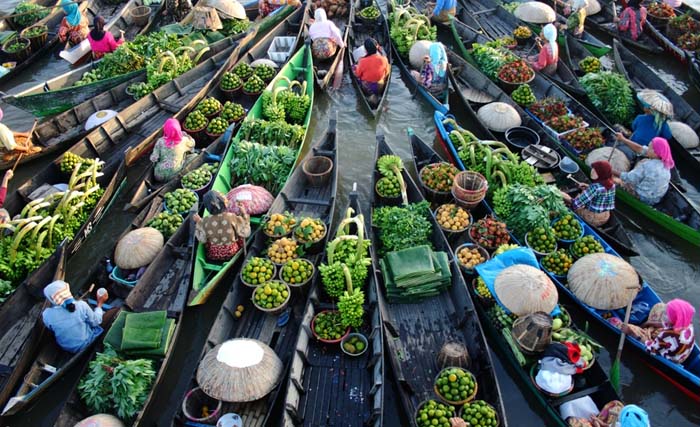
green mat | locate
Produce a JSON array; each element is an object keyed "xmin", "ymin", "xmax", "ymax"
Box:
[
  {"xmin": 380, "ymin": 248, "xmax": 452, "ymax": 303},
  {"xmin": 384, "ymin": 246, "xmax": 436, "ymax": 282},
  {"xmin": 122, "ymin": 311, "xmax": 167, "ymax": 350},
  {"xmin": 104, "ymin": 311, "xmax": 175, "ymax": 358}
]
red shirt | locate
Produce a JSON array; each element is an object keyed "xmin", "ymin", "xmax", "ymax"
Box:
[{"xmin": 354, "ymin": 54, "xmax": 390, "ymax": 84}]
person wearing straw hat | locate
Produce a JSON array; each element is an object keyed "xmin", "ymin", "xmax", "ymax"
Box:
[
  {"xmin": 87, "ymin": 16, "xmax": 124, "ymax": 60},
  {"xmin": 528, "ymin": 24, "xmax": 559, "ymax": 75},
  {"xmin": 613, "ymin": 137, "xmax": 674, "ymax": 205},
  {"xmin": 615, "ymin": 0, "xmax": 647, "ymax": 41},
  {"xmin": 564, "ymin": 0, "xmax": 588, "ymax": 38},
  {"xmin": 615, "ymin": 90, "xmax": 673, "ymax": 161},
  {"xmin": 561, "ymin": 160, "xmax": 616, "ymax": 227},
  {"xmin": 0, "ymin": 108, "xmax": 41, "ymax": 158},
  {"xmin": 41, "ymin": 280, "xmax": 108, "ymax": 353},
  {"xmin": 194, "ymin": 191, "xmax": 251, "ymax": 261},
  {"xmin": 57, "ymin": 0, "xmax": 89, "ymax": 46},
  {"xmin": 150, "ymin": 118, "xmax": 195, "ymax": 182}
]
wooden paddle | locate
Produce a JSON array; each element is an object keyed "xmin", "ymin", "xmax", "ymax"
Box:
[{"xmin": 609, "ymin": 285, "xmax": 641, "ymax": 394}]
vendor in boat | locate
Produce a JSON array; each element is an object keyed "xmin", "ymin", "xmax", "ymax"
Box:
[
  {"xmin": 87, "ymin": 16, "xmax": 124, "ymax": 60},
  {"xmin": 258, "ymin": 0, "xmax": 301, "ymax": 18},
  {"xmin": 428, "ymin": 0, "xmax": 457, "ymax": 24},
  {"xmin": 58, "ymin": 0, "xmax": 89, "ymax": 46},
  {"xmin": 615, "ymin": 92, "xmax": 673, "ymax": 162},
  {"xmin": 0, "ymin": 170, "xmax": 13, "ymax": 224},
  {"xmin": 165, "ymin": 0, "xmax": 193, "ymax": 22},
  {"xmin": 564, "ymin": 0, "xmax": 588, "ymax": 38},
  {"xmin": 353, "ymin": 38, "xmax": 390, "ymax": 98},
  {"xmin": 41, "ymin": 280, "xmax": 108, "ymax": 353},
  {"xmin": 615, "ymin": 298, "xmax": 696, "ymax": 364},
  {"xmin": 309, "ymin": 8, "xmax": 345, "ymax": 61},
  {"xmin": 561, "ymin": 160, "xmax": 615, "ymax": 227},
  {"xmin": 150, "ymin": 118, "xmax": 196, "ymax": 182},
  {"xmin": 194, "ymin": 190, "xmax": 251, "ymax": 261},
  {"xmin": 613, "ymin": 137, "xmax": 673, "ymax": 205},
  {"xmin": 565, "ymin": 403, "xmax": 650, "ymax": 427},
  {"xmin": 0, "ymin": 109, "xmax": 41, "ymax": 158},
  {"xmin": 529, "ymin": 23, "xmax": 558, "ymax": 75},
  {"xmin": 615, "ymin": 0, "xmax": 647, "ymax": 42},
  {"xmin": 410, "ymin": 41, "xmax": 447, "ymax": 90}
]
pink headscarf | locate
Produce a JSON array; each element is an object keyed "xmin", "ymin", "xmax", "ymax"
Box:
[
  {"xmin": 666, "ymin": 299, "xmax": 695, "ymax": 330},
  {"xmin": 651, "ymin": 137, "xmax": 674, "ymax": 170},
  {"xmin": 0, "ymin": 107, "xmax": 4, "ymax": 121},
  {"xmin": 163, "ymin": 118, "xmax": 183, "ymax": 148}
]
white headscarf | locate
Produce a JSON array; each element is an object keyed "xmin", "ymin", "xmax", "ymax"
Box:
[
  {"xmin": 543, "ymin": 23, "xmax": 557, "ymax": 44},
  {"xmin": 44, "ymin": 280, "xmax": 73, "ymax": 306},
  {"xmin": 571, "ymin": 0, "xmax": 588, "ymax": 11},
  {"xmin": 308, "ymin": 8, "xmax": 345, "ymax": 47}
]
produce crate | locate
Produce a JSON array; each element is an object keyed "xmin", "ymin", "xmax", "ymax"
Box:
[
  {"xmin": 542, "ymin": 118, "xmax": 588, "ymax": 140},
  {"xmin": 524, "ymin": 107, "xmax": 572, "ymax": 128},
  {"xmin": 267, "ymin": 36, "xmax": 296, "ymax": 64}
]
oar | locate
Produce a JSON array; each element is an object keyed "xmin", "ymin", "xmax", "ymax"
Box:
[{"xmin": 609, "ymin": 285, "xmax": 640, "ymax": 394}]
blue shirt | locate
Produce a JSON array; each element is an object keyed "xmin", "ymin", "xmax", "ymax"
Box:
[
  {"xmin": 433, "ymin": 0, "xmax": 457, "ymax": 16},
  {"xmin": 42, "ymin": 301, "xmax": 104, "ymax": 353},
  {"xmin": 630, "ymin": 114, "xmax": 672, "ymax": 146},
  {"xmin": 620, "ymin": 158, "xmax": 670, "ymax": 205}
]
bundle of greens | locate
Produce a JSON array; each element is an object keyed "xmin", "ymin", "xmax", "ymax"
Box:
[
  {"xmin": 13, "ymin": 1, "xmax": 49, "ymax": 28},
  {"xmin": 380, "ymin": 245, "xmax": 452, "ymax": 302},
  {"xmin": 472, "ymin": 42, "xmax": 517, "ymax": 80},
  {"xmin": 238, "ymin": 118, "xmax": 305, "ymax": 148},
  {"xmin": 228, "ymin": 140, "xmax": 296, "ymax": 194},
  {"xmin": 372, "ymin": 201, "xmax": 432, "ymax": 253},
  {"xmin": 388, "ymin": 4, "xmax": 436, "ymax": 57},
  {"xmin": 491, "ymin": 184, "xmax": 568, "ymax": 239},
  {"xmin": 220, "ymin": 18, "xmax": 251, "ymax": 36},
  {"xmin": 580, "ymin": 71, "xmax": 635, "ymax": 125}
]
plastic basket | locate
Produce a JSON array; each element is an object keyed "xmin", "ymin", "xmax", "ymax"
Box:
[{"xmin": 267, "ymin": 36, "xmax": 296, "ymax": 63}]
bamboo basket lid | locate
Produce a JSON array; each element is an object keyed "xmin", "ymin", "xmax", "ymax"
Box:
[
  {"xmin": 477, "ymin": 102, "xmax": 522, "ymax": 132},
  {"xmin": 637, "ymin": 89, "xmax": 674, "ymax": 117},
  {"xmin": 494, "ymin": 265, "xmax": 558, "ymax": 316},
  {"xmin": 567, "ymin": 253, "xmax": 640, "ymax": 310},
  {"xmin": 514, "ymin": 2, "xmax": 556, "ymax": 24},
  {"xmin": 114, "ymin": 227, "xmax": 164, "ymax": 269}
]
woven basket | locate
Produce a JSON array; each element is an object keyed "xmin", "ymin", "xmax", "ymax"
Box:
[
  {"xmin": 433, "ymin": 367, "xmax": 478, "ymax": 405},
  {"xmin": 130, "ymin": 5, "xmax": 152, "ymax": 26},
  {"xmin": 452, "ymin": 171, "xmax": 487, "ymax": 209},
  {"xmin": 20, "ymin": 25, "xmax": 48, "ymax": 50},
  {"xmin": 511, "ymin": 312, "xmax": 553, "ymax": 355},
  {"xmin": 303, "ymin": 156, "xmax": 333, "ymax": 188}
]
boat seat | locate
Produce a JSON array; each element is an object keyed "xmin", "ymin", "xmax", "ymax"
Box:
[
  {"xmin": 551, "ymin": 384, "xmax": 605, "ymax": 407},
  {"xmin": 281, "ymin": 195, "xmax": 331, "ymax": 207},
  {"xmin": 201, "ymin": 261, "xmax": 224, "ymax": 272}
]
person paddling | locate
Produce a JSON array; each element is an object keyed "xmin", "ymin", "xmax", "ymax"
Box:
[
  {"xmin": 561, "ymin": 161, "xmax": 616, "ymax": 227},
  {"xmin": 613, "ymin": 137, "xmax": 674, "ymax": 206},
  {"xmin": 353, "ymin": 38, "xmax": 390, "ymax": 101},
  {"xmin": 57, "ymin": 0, "xmax": 89, "ymax": 46}
]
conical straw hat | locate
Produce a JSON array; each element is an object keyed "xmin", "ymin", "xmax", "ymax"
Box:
[
  {"xmin": 636, "ymin": 89, "xmax": 674, "ymax": 117},
  {"xmin": 477, "ymin": 102, "xmax": 522, "ymax": 132},
  {"xmin": 197, "ymin": 339, "xmax": 283, "ymax": 402},
  {"xmin": 514, "ymin": 2, "xmax": 556, "ymax": 24},
  {"xmin": 202, "ymin": 0, "xmax": 246, "ymax": 19},
  {"xmin": 668, "ymin": 121, "xmax": 699, "ymax": 149},
  {"xmin": 567, "ymin": 253, "xmax": 640, "ymax": 310},
  {"xmin": 114, "ymin": 227, "xmax": 164, "ymax": 269},
  {"xmin": 585, "ymin": 147, "xmax": 630, "ymax": 173},
  {"xmin": 494, "ymin": 265, "xmax": 558, "ymax": 316},
  {"xmin": 192, "ymin": 6, "xmax": 223, "ymax": 31}
]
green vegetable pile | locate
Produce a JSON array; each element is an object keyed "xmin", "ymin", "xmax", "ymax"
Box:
[
  {"xmin": 511, "ymin": 84, "xmax": 536, "ymax": 107},
  {"xmin": 461, "ymin": 401, "xmax": 498, "ymax": 427},
  {"xmin": 389, "ymin": 4, "xmax": 436, "ymax": 57},
  {"xmin": 472, "ymin": 41, "xmax": 517, "ymax": 80},
  {"xmin": 183, "ymin": 110, "xmax": 208, "ymax": 131},
  {"xmin": 13, "ymin": 2, "xmax": 49, "ymax": 28},
  {"xmin": 181, "ymin": 166, "xmax": 213, "ymax": 190},
  {"xmin": 60, "ymin": 152, "xmax": 103, "ymax": 174},
  {"xmin": 241, "ymin": 256, "xmax": 275, "ymax": 285},
  {"xmin": 254, "ymin": 64, "xmax": 276, "ymax": 81},
  {"xmin": 372, "ymin": 201, "xmax": 432, "ymax": 253},
  {"xmin": 220, "ymin": 71, "xmax": 243, "ymax": 90},
  {"xmin": 359, "ymin": 6, "xmax": 380, "ymax": 20},
  {"xmin": 578, "ymin": 57, "xmax": 601, "ymax": 74},
  {"xmin": 23, "ymin": 25, "xmax": 47, "ymax": 38},
  {"xmin": 197, "ymin": 97, "xmax": 223, "ymax": 116},
  {"xmin": 527, "ymin": 226, "xmax": 557, "ymax": 254},
  {"xmin": 238, "ymin": 118, "xmax": 305, "ymax": 148},
  {"xmin": 415, "ymin": 400, "xmax": 455, "ymax": 427},
  {"xmin": 487, "ymin": 303, "xmax": 517, "ymax": 330},
  {"xmin": 276, "ymin": 80, "xmax": 311, "ymax": 124},
  {"xmin": 375, "ymin": 154, "xmax": 406, "ymax": 199},
  {"xmin": 552, "ymin": 214, "xmax": 582, "ymax": 241},
  {"xmin": 232, "ymin": 62, "xmax": 253, "ymax": 80},
  {"xmin": 491, "ymin": 184, "xmax": 568, "ymax": 239},
  {"xmin": 220, "ymin": 18, "xmax": 251, "ymax": 36},
  {"xmin": 228, "ymin": 140, "xmax": 296, "ymax": 194},
  {"xmin": 435, "ymin": 367, "xmax": 476, "ymax": 403},
  {"xmin": 146, "ymin": 212, "xmax": 183, "ymax": 239},
  {"xmin": 570, "ymin": 235, "xmax": 604, "ymax": 258},
  {"xmin": 164, "ymin": 189, "xmax": 197, "ymax": 214},
  {"xmin": 4, "ymin": 40, "xmax": 27, "ymax": 53},
  {"xmin": 243, "ymin": 74, "xmax": 266, "ymax": 93},
  {"xmin": 253, "ymin": 280, "xmax": 289, "ymax": 310},
  {"xmin": 580, "ymin": 71, "xmax": 635, "ymax": 125},
  {"xmin": 541, "ymin": 248, "xmax": 573, "ymax": 276},
  {"xmin": 342, "ymin": 335, "xmax": 366, "ymax": 354},
  {"xmin": 313, "ymin": 310, "xmax": 346, "ymax": 340},
  {"xmin": 207, "ymin": 117, "xmax": 229, "ymax": 135},
  {"xmin": 78, "ymin": 347, "xmax": 156, "ymax": 421},
  {"xmin": 281, "ymin": 258, "xmax": 313, "ymax": 285}
]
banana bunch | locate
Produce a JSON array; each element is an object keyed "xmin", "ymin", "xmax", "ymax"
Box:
[{"xmin": 338, "ymin": 287, "xmax": 365, "ymax": 328}]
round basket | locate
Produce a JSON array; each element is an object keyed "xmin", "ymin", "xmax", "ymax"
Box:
[
  {"xmin": 471, "ymin": 277, "xmax": 495, "ymax": 308},
  {"xmin": 181, "ymin": 169, "xmax": 213, "ymax": 197},
  {"xmin": 182, "ymin": 387, "xmax": 222, "ymax": 423},
  {"xmin": 648, "ymin": 12, "xmax": 672, "ymax": 27},
  {"xmin": 459, "ymin": 400, "xmax": 501, "ymax": 427},
  {"xmin": 551, "ymin": 216, "xmax": 584, "ymax": 244},
  {"xmin": 205, "ymin": 129, "xmax": 225, "ymax": 143},
  {"xmin": 418, "ymin": 163, "xmax": 455, "ymax": 204},
  {"xmin": 202, "ymin": 106, "xmax": 222, "ymax": 120},
  {"xmin": 505, "ymin": 126, "xmax": 540, "ymax": 152},
  {"xmin": 529, "ymin": 364, "xmax": 574, "ymax": 397},
  {"xmin": 240, "ymin": 257, "xmax": 277, "ymax": 288},
  {"xmin": 539, "ymin": 257, "xmax": 568, "ymax": 281},
  {"xmin": 554, "ymin": 305, "xmax": 572, "ymax": 328},
  {"xmin": 2, "ymin": 37, "xmax": 31, "ymax": 62},
  {"xmin": 220, "ymin": 84, "xmax": 243, "ymax": 101},
  {"xmin": 433, "ymin": 367, "xmax": 478, "ymax": 406},
  {"xmin": 293, "ymin": 221, "xmax": 327, "ymax": 255},
  {"xmin": 414, "ymin": 400, "xmax": 457, "ymax": 427},
  {"xmin": 375, "ymin": 179, "xmax": 402, "ymax": 206},
  {"xmin": 340, "ymin": 332, "xmax": 369, "ymax": 357},
  {"xmin": 452, "ymin": 171, "xmax": 487, "ymax": 209},
  {"xmin": 434, "ymin": 205, "xmax": 471, "ymax": 235},
  {"xmin": 468, "ymin": 226, "xmax": 497, "ymax": 252},
  {"xmin": 454, "ymin": 243, "xmax": 490, "ymax": 276},
  {"xmin": 279, "ymin": 258, "xmax": 315, "ymax": 288},
  {"xmin": 20, "ymin": 25, "xmax": 48, "ymax": 50},
  {"xmin": 311, "ymin": 310, "xmax": 351, "ymax": 344},
  {"xmin": 302, "ymin": 155, "xmax": 334, "ymax": 188},
  {"xmin": 162, "ymin": 190, "xmax": 199, "ymax": 215},
  {"xmin": 525, "ymin": 232, "xmax": 558, "ymax": 257},
  {"xmin": 183, "ymin": 122, "xmax": 208, "ymax": 144},
  {"xmin": 251, "ymin": 280, "xmax": 291, "ymax": 314},
  {"xmin": 262, "ymin": 217, "xmax": 295, "ymax": 239},
  {"xmin": 130, "ymin": 5, "xmax": 152, "ymax": 26},
  {"xmin": 515, "ymin": 34, "xmax": 531, "ymax": 45},
  {"xmin": 497, "ymin": 71, "xmax": 535, "ymax": 95},
  {"xmin": 242, "ymin": 88, "xmax": 262, "ymax": 103}
]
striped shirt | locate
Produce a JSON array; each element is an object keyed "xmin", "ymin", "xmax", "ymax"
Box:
[{"xmin": 571, "ymin": 183, "xmax": 616, "ymax": 213}]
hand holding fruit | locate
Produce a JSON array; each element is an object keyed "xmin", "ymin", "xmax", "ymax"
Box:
[{"xmin": 449, "ymin": 418, "xmax": 467, "ymax": 427}]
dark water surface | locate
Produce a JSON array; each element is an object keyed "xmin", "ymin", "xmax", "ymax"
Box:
[{"xmin": 0, "ymin": 1, "xmax": 698, "ymax": 425}]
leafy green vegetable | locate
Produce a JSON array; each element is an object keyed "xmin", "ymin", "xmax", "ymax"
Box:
[
  {"xmin": 491, "ymin": 184, "xmax": 568, "ymax": 239},
  {"xmin": 389, "ymin": 5, "xmax": 436, "ymax": 57},
  {"xmin": 13, "ymin": 2, "xmax": 49, "ymax": 28},
  {"xmin": 472, "ymin": 42, "xmax": 517, "ymax": 80},
  {"xmin": 580, "ymin": 71, "xmax": 635, "ymax": 125},
  {"xmin": 220, "ymin": 18, "xmax": 251, "ymax": 36},
  {"xmin": 372, "ymin": 201, "xmax": 432, "ymax": 253},
  {"xmin": 228, "ymin": 140, "xmax": 297, "ymax": 194},
  {"xmin": 238, "ymin": 118, "xmax": 306, "ymax": 148}
]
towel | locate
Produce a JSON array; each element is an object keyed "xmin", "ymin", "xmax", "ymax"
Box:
[{"xmin": 121, "ymin": 311, "xmax": 167, "ymax": 351}]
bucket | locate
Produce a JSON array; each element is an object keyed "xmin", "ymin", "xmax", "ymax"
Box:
[
  {"xmin": 451, "ymin": 171, "xmax": 487, "ymax": 209},
  {"xmin": 302, "ymin": 155, "xmax": 333, "ymax": 187},
  {"xmin": 182, "ymin": 387, "xmax": 222, "ymax": 423},
  {"xmin": 505, "ymin": 126, "xmax": 539, "ymax": 152},
  {"xmin": 2, "ymin": 37, "xmax": 31, "ymax": 62},
  {"xmin": 20, "ymin": 25, "xmax": 48, "ymax": 50},
  {"xmin": 130, "ymin": 6, "xmax": 152, "ymax": 27}
]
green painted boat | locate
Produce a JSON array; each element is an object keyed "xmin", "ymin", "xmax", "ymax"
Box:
[{"xmin": 189, "ymin": 43, "xmax": 314, "ymax": 306}]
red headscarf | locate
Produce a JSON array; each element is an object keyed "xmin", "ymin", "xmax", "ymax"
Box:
[{"xmin": 591, "ymin": 160, "xmax": 614, "ymax": 190}]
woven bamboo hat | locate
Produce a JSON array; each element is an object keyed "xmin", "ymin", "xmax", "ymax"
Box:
[
  {"xmin": 477, "ymin": 102, "xmax": 522, "ymax": 132},
  {"xmin": 567, "ymin": 253, "xmax": 640, "ymax": 310},
  {"xmin": 494, "ymin": 265, "xmax": 558, "ymax": 316},
  {"xmin": 192, "ymin": 6, "xmax": 223, "ymax": 30},
  {"xmin": 202, "ymin": 0, "xmax": 247, "ymax": 19},
  {"xmin": 585, "ymin": 147, "xmax": 631, "ymax": 173},
  {"xmin": 514, "ymin": 2, "xmax": 556, "ymax": 24},
  {"xmin": 114, "ymin": 227, "xmax": 164, "ymax": 269},
  {"xmin": 668, "ymin": 121, "xmax": 699, "ymax": 149},
  {"xmin": 637, "ymin": 89, "xmax": 674, "ymax": 117},
  {"xmin": 197, "ymin": 339, "xmax": 283, "ymax": 402}
]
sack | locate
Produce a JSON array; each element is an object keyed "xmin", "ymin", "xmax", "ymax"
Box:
[{"xmin": 226, "ymin": 184, "xmax": 273, "ymax": 215}]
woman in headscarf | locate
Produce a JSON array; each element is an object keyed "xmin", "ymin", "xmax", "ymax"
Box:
[
  {"xmin": 564, "ymin": 402, "xmax": 649, "ymax": 427},
  {"xmin": 619, "ymin": 299, "xmax": 696, "ymax": 364},
  {"xmin": 430, "ymin": 0, "xmax": 456, "ymax": 24},
  {"xmin": 309, "ymin": 8, "xmax": 345, "ymax": 60},
  {"xmin": 529, "ymin": 24, "xmax": 559, "ymax": 75},
  {"xmin": 87, "ymin": 16, "xmax": 124, "ymax": 60},
  {"xmin": 353, "ymin": 38, "xmax": 390, "ymax": 97},
  {"xmin": 561, "ymin": 160, "xmax": 615, "ymax": 226},
  {"xmin": 410, "ymin": 42, "xmax": 447, "ymax": 90},
  {"xmin": 58, "ymin": 0, "xmax": 89, "ymax": 46},
  {"xmin": 258, "ymin": 0, "xmax": 301, "ymax": 18},
  {"xmin": 615, "ymin": 91, "xmax": 673, "ymax": 161},
  {"xmin": 0, "ymin": 108, "xmax": 41, "ymax": 158},
  {"xmin": 0, "ymin": 169, "xmax": 13, "ymax": 224},
  {"xmin": 565, "ymin": 0, "xmax": 588, "ymax": 38},
  {"xmin": 150, "ymin": 118, "xmax": 196, "ymax": 182},
  {"xmin": 613, "ymin": 137, "xmax": 674, "ymax": 205},
  {"xmin": 194, "ymin": 190, "xmax": 251, "ymax": 261},
  {"xmin": 615, "ymin": 0, "xmax": 647, "ymax": 41},
  {"xmin": 41, "ymin": 281, "xmax": 108, "ymax": 353}
]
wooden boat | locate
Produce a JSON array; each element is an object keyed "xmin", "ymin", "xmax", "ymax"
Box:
[
  {"xmin": 582, "ymin": 0, "xmax": 663, "ymax": 54},
  {"xmin": 346, "ymin": 0, "xmax": 392, "ymax": 119},
  {"xmin": 688, "ymin": 51, "xmax": 700, "ymax": 95},
  {"xmin": 442, "ymin": 48, "xmax": 638, "ymax": 256},
  {"xmin": 174, "ymin": 114, "xmax": 338, "ymax": 426},
  {"xmin": 189, "ymin": 43, "xmax": 314, "ymax": 306},
  {"xmin": 302, "ymin": 0, "xmax": 350, "ymax": 90},
  {"xmin": 410, "ymin": 132, "xmax": 624, "ymax": 426},
  {"xmin": 387, "ymin": 0, "xmax": 448, "ymax": 113},
  {"xmin": 124, "ymin": 6, "xmax": 306, "ymax": 211},
  {"xmin": 282, "ymin": 185, "xmax": 384, "ymax": 426},
  {"xmin": 371, "ymin": 134, "xmax": 507, "ymax": 427}
]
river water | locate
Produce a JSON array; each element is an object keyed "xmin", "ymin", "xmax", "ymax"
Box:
[{"xmin": 0, "ymin": 0, "xmax": 699, "ymax": 426}]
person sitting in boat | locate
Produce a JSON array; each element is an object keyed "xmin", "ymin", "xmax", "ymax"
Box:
[
  {"xmin": 41, "ymin": 280, "xmax": 108, "ymax": 354},
  {"xmin": 564, "ymin": 0, "xmax": 588, "ymax": 38},
  {"xmin": 615, "ymin": 0, "xmax": 647, "ymax": 41},
  {"xmin": 194, "ymin": 191, "xmax": 251, "ymax": 261},
  {"xmin": 615, "ymin": 93, "xmax": 673, "ymax": 162},
  {"xmin": 429, "ymin": 0, "xmax": 457, "ymax": 24},
  {"xmin": 165, "ymin": 0, "xmax": 193, "ymax": 22},
  {"xmin": 87, "ymin": 16, "xmax": 124, "ymax": 60},
  {"xmin": 0, "ymin": 170, "xmax": 13, "ymax": 224},
  {"xmin": 561, "ymin": 161, "xmax": 615, "ymax": 227},
  {"xmin": 410, "ymin": 41, "xmax": 448, "ymax": 91},
  {"xmin": 613, "ymin": 137, "xmax": 673, "ymax": 205},
  {"xmin": 0, "ymin": 109, "xmax": 41, "ymax": 158},
  {"xmin": 353, "ymin": 38, "xmax": 390, "ymax": 99},
  {"xmin": 309, "ymin": 8, "xmax": 345, "ymax": 61},
  {"xmin": 58, "ymin": 0, "xmax": 89, "ymax": 46},
  {"xmin": 150, "ymin": 118, "xmax": 196, "ymax": 182},
  {"xmin": 564, "ymin": 402, "xmax": 650, "ymax": 427},
  {"xmin": 258, "ymin": 0, "xmax": 301, "ymax": 18},
  {"xmin": 529, "ymin": 24, "xmax": 559, "ymax": 75}
]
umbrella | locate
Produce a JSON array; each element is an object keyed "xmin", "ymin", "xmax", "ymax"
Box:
[
  {"xmin": 196, "ymin": 338, "xmax": 283, "ymax": 402},
  {"xmin": 514, "ymin": 2, "xmax": 556, "ymax": 24},
  {"xmin": 637, "ymin": 89, "xmax": 674, "ymax": 117},
  {"xmin": 494, "ymin": 265, "xmax": 558, "ymax": 316},
  {"xmin": 567, "ymin": 253, "xmax": 640, "ymax": 310},
  {"xmin": 477, "ymin": 102, "xmax": 522, "ymax": 132}
]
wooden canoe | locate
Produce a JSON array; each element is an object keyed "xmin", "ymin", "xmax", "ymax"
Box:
[
  {"xmin": 302, "ymin": 0, "xmax": 350, "ymax": 90},
  {"xmin": 688, "ymin": 51, "xmax": 700, "ymax": 96},
  {"xmin": 442, "ymin": 48, "xmax": 638, "ymax": 256},
  {"xmin": 283, "ymin": 185, "xmax": 384, "ymax": 427},
  {"xmin": 123, "ymin": 6, "xmax": 305, "ymax": 211},
  {"xmin": 582, "ymin": 0, "xmax": 664, "ymax": 54},
  {"xmin": 189, "ymin": 42, "xmax": 315, "ymax": 307},
  {"xmin": 347, "ymin": 0, "xmax": 392, "ymax": 119},
  {"xmin": 173, "ymin": 114, "xmax": 338, "ymax": 427},
  {"xmin": 371, "ymin": 134, "xmax": 508, "ymax": 427}
]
